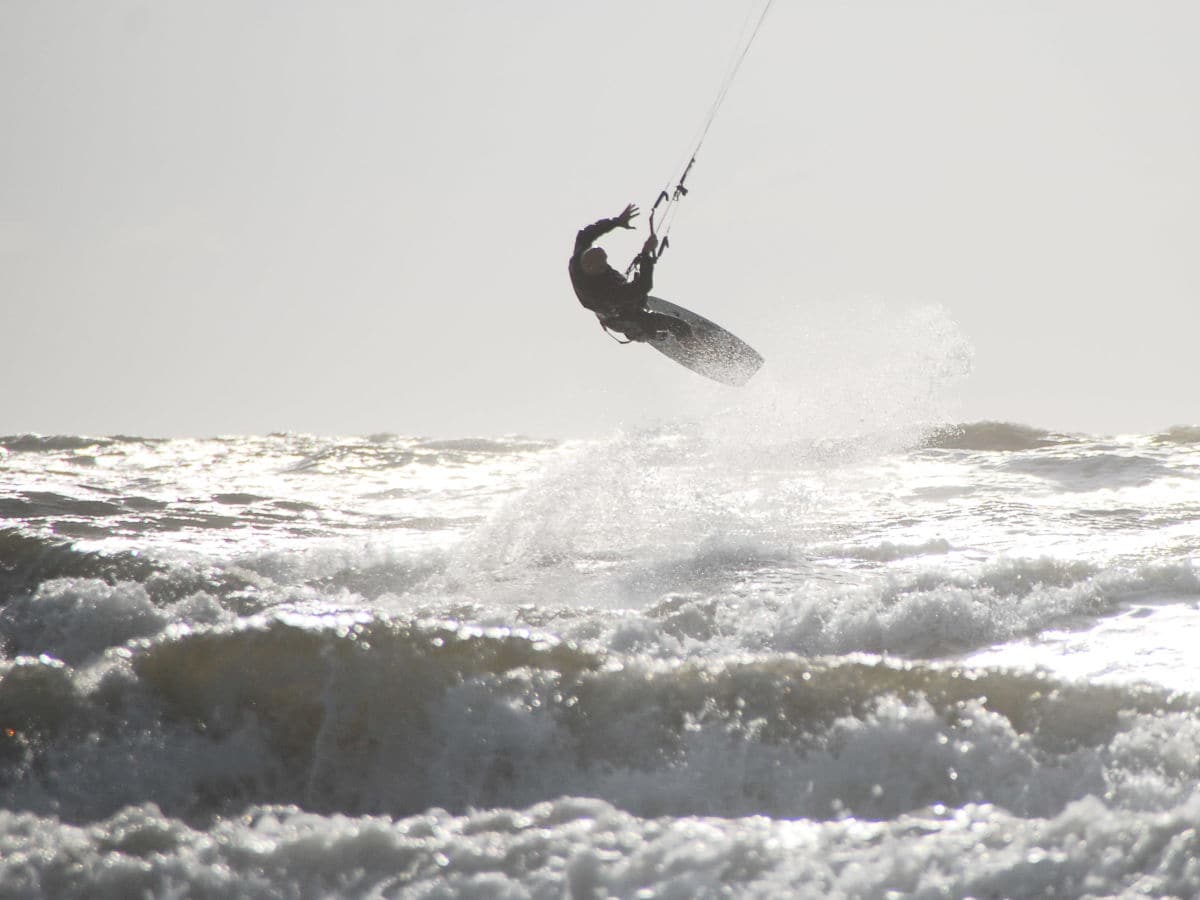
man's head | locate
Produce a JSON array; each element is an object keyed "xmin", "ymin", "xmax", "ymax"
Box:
[{"xmin": 580, "ymin": 246, "xmax": 608, "ymax": 275}]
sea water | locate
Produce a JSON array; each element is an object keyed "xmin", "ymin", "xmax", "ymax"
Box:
[{"xmin": 3, "ymin": 311, "xmax": 1200, "ymax": 898}]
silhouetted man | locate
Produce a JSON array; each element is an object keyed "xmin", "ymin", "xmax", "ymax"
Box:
[{"xmin": 568, "ymin": 203, "xmax": 692, "ymax": 343}]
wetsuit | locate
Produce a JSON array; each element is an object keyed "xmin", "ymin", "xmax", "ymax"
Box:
[{"xmin": 568, "ymin": 216, "xmax": 691, "ymax": 343}]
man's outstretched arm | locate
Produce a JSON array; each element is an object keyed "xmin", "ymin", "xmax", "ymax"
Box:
[{"xmin": 572, "ymin": 203, "xmax": 640, "ymax": 258}]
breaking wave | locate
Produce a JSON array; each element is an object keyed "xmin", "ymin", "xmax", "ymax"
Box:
[
  {"xmin": 2, "ymin": 607, "xmax": 1197, "ymax": 829},
  {"xmin": 920, "ymin": 422, "xmax": 1074, "ymax": 452}
]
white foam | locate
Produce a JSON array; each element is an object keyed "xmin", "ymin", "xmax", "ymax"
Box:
[
  {"xmin": 4, "ymin": 786, "xmax": 1200, "ymax": 899},
  {"xmin": 0, "ymin": 578, "xmax": 227, "ymax": 666}
]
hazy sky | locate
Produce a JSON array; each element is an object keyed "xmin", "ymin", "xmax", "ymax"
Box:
[{"xmin": 3, "ymin": 1, "xmax": 1197, "ymax": 438}]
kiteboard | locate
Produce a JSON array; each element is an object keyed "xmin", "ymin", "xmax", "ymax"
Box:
[{"xmin": 644, "ymin": 296, "xmax": 763, "ymax": 387}]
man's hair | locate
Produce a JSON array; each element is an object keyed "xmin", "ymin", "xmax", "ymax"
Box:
[{"xmin": 580, "ymin": 246, "xmax": 608, "ymax": 274}]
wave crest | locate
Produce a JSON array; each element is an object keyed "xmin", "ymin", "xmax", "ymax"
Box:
[
  {"xmin": 2, "ymin": 608, "xmax": 1196, "ymax": 825},
  {"xmin": 920, "ymin": 422, "xmax": 1071, "ymax": 452}
]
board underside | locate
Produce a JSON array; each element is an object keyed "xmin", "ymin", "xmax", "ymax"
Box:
[{"xmin": 644, "ymin": 296, "xmax": 764, "ymax": 387}]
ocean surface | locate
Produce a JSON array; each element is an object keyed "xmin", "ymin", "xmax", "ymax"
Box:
[{"xmin": 3, "ymin": 411, "xmax": 1200, "ymax": 897}]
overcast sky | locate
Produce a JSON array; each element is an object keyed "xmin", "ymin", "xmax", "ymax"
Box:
[{"xmin": 3, "ymin": 1, "xmax": 1197, "ymax": 438}]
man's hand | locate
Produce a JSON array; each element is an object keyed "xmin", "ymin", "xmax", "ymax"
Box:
[
  {"xmin": 641, "ymin": 234, "xmax": 658, "ymax": 257},
  {"xmin": 615, "ymin": 203, "xmax": 640, "ymax": 229}
]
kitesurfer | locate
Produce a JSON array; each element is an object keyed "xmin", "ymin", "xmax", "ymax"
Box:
[{"xmin": 569, "ymin": 204, "xmax": 693, "ymax": 343}]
